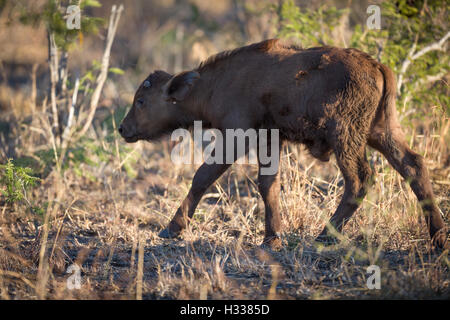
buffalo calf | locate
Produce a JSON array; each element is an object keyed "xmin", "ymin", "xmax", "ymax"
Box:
[{"xmin": 120, "ymin": 39, "xmax": 448, "ymax": 250}]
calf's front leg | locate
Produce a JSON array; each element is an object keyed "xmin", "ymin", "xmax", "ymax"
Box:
[
  {"xmin": 258, "ymin": 140, "xmax": 283, "ymax": 249},
  {"xmin": 258, "ymin": 166, "xmax": 282, "ymax": 249},
  {"xmin": 159, "ymin": 162, "xmax": 231, "ymax": 238}
]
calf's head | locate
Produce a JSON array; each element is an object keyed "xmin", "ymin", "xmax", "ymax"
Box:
[{"xmin": 119, "ymin": 70, "xmax": 200, "ymax": 142}]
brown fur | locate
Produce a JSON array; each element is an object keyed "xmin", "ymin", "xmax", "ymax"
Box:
[{"xmin": 119, "ymin": 39, "xmax": 448, "ymax": 249}]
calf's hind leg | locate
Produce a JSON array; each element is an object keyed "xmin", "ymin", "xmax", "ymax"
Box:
[
  {"xmin": 369, "ymin": 131, "xmax": 448, "ymax": 249},
  {"xmin": 316, "ymin": 143, "xmax": 373, "ymax": 243}
]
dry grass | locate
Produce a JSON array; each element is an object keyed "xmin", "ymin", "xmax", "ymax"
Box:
[{"xmin": 0, "ymin": 113, "xmax": 449, "ymax": 300}]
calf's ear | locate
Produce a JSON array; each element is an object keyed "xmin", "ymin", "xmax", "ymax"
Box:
[{"xmin": 163, "ymin": 71, "xmax": 200, "ymax": 102}]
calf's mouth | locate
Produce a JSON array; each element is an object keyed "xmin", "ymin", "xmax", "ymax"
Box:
[{"xmin": 123, "ymin": 135, "xmax": 139, "ymax": 143}]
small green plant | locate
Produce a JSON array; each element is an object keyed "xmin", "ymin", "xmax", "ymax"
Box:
[
  {"xmin": 67, "ymin": 135, "xmax": 139, "ymax": 180},
  {"xmin": 0, "ymin": 159, "xmax": 46, "ymax": 225},
  {"xmin": 0, "ymin": 159, "xmax": 40, "ymax": 204}
]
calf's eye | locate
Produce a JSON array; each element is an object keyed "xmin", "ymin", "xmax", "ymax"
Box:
[{"xmin": 136, "ymin": 98, "xmax": 145, "ymax": 108}]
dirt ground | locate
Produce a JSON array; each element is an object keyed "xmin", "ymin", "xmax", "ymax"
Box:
[{"xmin": 1, "ymin": 140, "xmax": 448, "ymax": 300}]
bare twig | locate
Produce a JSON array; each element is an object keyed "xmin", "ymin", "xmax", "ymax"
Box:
[
  {"xmin": 31, "ymin": 64, "xmax": 38, "ymax": 114},
  {"xmin": 48, "ymin": 31, "xmax": 60, "ymax": 144},
  {"xmin": 414, "ymin": 71, "xmax": 448, "ymax": 88},
  {"xmin": 77, "ymin": 4, "xmax": 124, "ymax": 138},
  {"xmin": 397, "ymin": 31, "xmax": 450, "ymax": 92},
  {"xmin": 410, "ymin": 31, "xmax": 450, "ymax": 61},
  {"xmin": 58, "ymin": 50, "xmax": 69, "ymax": 97},
  {"xmin": 65, "ymin": 77, "xmax": 80, "ymax": 141},
  {"xmin": 59, "ymin": 76, "xmax": 80, "ymax": 167},
  {"xmin": 136, "ymin": 233, "xmax": 144, "ymax": 300}
]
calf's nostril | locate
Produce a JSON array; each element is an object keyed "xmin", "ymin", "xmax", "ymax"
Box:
[{"xmin": 118, "ymin": 126, "xmax": 123, "ymax": 134}]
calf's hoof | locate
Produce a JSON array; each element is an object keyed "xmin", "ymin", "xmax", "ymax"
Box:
[
  {"xmin": 431, "ymin": 228, "xmax": 449, "ymax": 250},
  {"xmin": 261, "ymin": 235, "xmax": 283, "ymax": 251},
  {"xmin": 158, "ymin": 228, "xmax": 180, "ymax": 239}
]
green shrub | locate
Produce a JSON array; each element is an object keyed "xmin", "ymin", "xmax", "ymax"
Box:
[{"xmin": 0, "ymin": 159, "xmax": 40, "ymax": 204}]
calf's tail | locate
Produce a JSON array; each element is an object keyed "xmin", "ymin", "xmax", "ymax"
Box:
[{"xmin": 378, "ymin": 63, "xmax": 400, "ymax": 132}]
